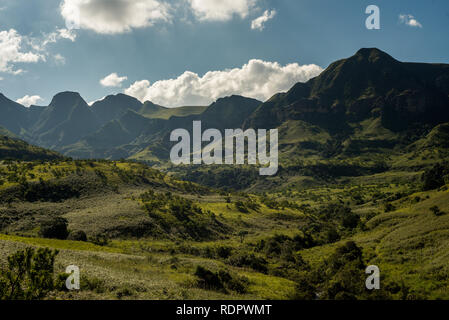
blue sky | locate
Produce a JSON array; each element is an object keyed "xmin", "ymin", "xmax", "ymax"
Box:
[{"xmin": 0, "ymin": 0, "xmax": 448, "ymax": 107}]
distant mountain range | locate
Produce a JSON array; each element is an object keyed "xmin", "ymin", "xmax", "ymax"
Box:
[{"xmin": 1, "ymin": 48, "xmax": 449, "ymax": 170}]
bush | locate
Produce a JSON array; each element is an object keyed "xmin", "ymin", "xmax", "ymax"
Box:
[
  {"xmin": 234, "ymin": 201, "xmax": 249, "ymax": 213},
  {"xmin": 228, "ymin": 253, "xmax": 268, "ymax": 273},
  {"xmin": 39, "ymin": 217, "xmax": 69, "ymax": 240},
  {"xmin": 292, "ymin": 274, "xmax": 316, "ymax": 300},
  {"xmin": 68, "ymin": 230, "xmax": 88, "ymax": 242},
  {"xmin": 341, "ymin": 211, "xmax": 361, "ymax": 229},
  {"xmin": 430, "ymin": 206, "xmax": 445, "ymax": 217},
  {"xmin": 216, "ymin": 246, "xmax": 233, "ymax": 259},
  {"xmin": 422, "ymin": 162, "xmax": 449, "ymax": 191},
  {"xmin": 89, "ymin": 235, "xmax": 109, "ymax": 246},
  {"xmin": 195, "ymin": 266, "xmax": 224, "ymax": 290},
  {"xmin": 384, "ymin": 203, "xmax": 396, "ymax": 213},
  {"xmin": 324, "ymin": 227, "xmax": 340, "ymax": 244},
  {"xmin": 194, "ymin": 266, "xmax": 248, "ymax": 294},
  {"xmin": 0, "ymin": 248, "xmax": 58, "ymax": 300}
]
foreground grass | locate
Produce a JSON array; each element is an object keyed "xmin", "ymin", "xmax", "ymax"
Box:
[{"xmin": 0, "ymin": 233, "xmax": 296, "ymax": 300}]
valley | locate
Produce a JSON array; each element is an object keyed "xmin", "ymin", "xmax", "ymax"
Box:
[{"xmin": 1, "ymin": 48, "xmax": 449, "ymax": 300}]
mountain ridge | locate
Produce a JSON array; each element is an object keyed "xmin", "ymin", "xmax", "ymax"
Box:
[{"xmin": 1, "ymin": 48, "xmax": 448, "ymax": 167}]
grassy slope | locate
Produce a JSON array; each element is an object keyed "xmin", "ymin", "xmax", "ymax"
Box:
[
  {"xmin": 300, "ymin": 186, "xmax": 449, "ymax": 299},
  {"xmin": 0, "ymin": 159, "xmax": 301, "ymax": 299},
  {"xmin": 1, "ymin": 148, "xmax": 449, "ymax": 299},
  {"xmin": 0, "ymin": 135, "xmax": 62, "ymax": 161},
  {"xmin": 140, "ymin": 106, "xmax": 207, "ymax": 120}
]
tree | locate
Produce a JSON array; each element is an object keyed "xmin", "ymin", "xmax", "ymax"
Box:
[{"xmin": 39, "ymin": 217, "xmax": 69, "ymax": 240}]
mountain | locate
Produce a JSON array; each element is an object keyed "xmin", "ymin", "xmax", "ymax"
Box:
[
  {"xmin": 59, "ymin": 95, "xmax": 261, "ymax": 160},
  {"xmin": 1, "ymin": 48, "xmax": 449, "ymax": 176},
  {"xmin": 245, "ymin": 48, "xmax": 449, "ymax": 133},
  {"xmin": 91, "ymin": 94, "xmax": 143, "ymax": 126},
  {"xmin": 200, "ymin": 95, "xmax": 262, "ymax": 130},
  {"xmin": 0, "ymin": 94, "xmax": 29, "ymax": 135},
  {"xmin": 29, "ymin": 92, "xmax": 100, "ymax": 148}
]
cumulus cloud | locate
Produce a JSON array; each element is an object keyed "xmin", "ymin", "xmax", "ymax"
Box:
[
  {"xmin": 0, "ymin": 27, "xmax": 76, "ymax": 75},
  {"xmin": 60, "ymin": 0, "xmax": 172, "ymax": 34},
  {"xmin": 187, "ymin": 0, "xmax": 257, "ymax": 21},
  {"xmin": 251, "ymin": 9, "xmax": 276, "ymax": 31},
  {"xmin": 0, "ymin": 29, "xmax": 43, "ymax": 74},
  {"xmin": 399, "ymin": 14, "xmax": 423, "ymax": 28},
  {"xmin": 16, "ymin": 95, "xmax": 43, "ymax": 107},
  {"xmin": 88, "ymin": 96, "xmax": 106, "ymax": 106},
  {"xmin": 100, "ymin": 73, "xmax": 128, "ymax": 87},
  {"xmin": 125, "ymin": 59, "xmax": 323, "ymax": 107}
]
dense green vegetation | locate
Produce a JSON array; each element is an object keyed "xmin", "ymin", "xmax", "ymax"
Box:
[{"xmin": 0, "ymin": 154, "xmax": 448, "ymax": 300}]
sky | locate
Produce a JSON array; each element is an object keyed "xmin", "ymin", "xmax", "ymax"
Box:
[{"xmin": 0, "ymin": 0, "xmax": 448, "ymax": 107}]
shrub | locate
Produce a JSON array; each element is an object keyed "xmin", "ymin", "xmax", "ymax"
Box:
[
  {"xmin": 39, "ymin": 217, "xmax": 69, "ymax": 240},
  {"xmin": 89, "ymin": 235, "xmax": 109, "ymax": 246},
  {"xmin": 68, "ymin": 230, "xmax": 88, "ymax": 242},
  {"xmin": 234, "ymin": 201, "xmax": 249, "ymax": 213},
  {"xmin": 384, "ymin": 203, "xmax": 396, "ymax": 213},
  {"xmin": 194, "ymin": 266, "xmax": 224, "ymax": 290},
  {"xmin": 324, "ymin": 227, "xmax": 340, "ymax": 244},
  {"xmin": 216, "ymin": 246, "xmax": 233, "ymax": 259},
  {"xmin": 0, "ymin": 248, "xmax": 58, "ymax": 300},
  {"xmin": 194, "ymin": 266, "xmax": 248, "ymax": 294},
  {"xmin": 430, "ymin": 206, "xmax": 445, "ymax": 217},
  {"xmin": 292, "ymin": 274, "xmax": 316, "ymax": 300},
  {"xmin": 228, "ymin": 253, "xmax": 268, "ymax": 273},
  {"xmin": 422, "ymin": 162, "xmax": 449, "ymax": 191},
  {"xmin": 341, "ymin": 211, "xmax": 361, "ymax": 230}
]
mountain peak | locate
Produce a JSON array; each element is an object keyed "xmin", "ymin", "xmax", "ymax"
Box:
[
  {"xmin": 90, "ymin": 93, "xmax": 143, "ymax": 126},
  {"xmin": 100, "ymin": 93, "xmax": 140, "ymax": 103},
  {"xmin": 49, "ymin": 91, "xmax": 86, "ymax": 109},
  {"xmin": 52, "ymin": 91, "xmax": 82, "ymax": 99},
  {"xmin": 353, "ymin": 48, "xmax": 397, "ymax": 63},
  {"xmin": 213, "ymin": 95, "xmax": 262, "ymax": 107}
]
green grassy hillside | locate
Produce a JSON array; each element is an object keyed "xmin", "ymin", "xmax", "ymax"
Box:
[
  {"xmin": 0, "ymin": 135, "xmax": 62, "ymax": 161},
  {"xmin": 139, "ymin": 104, "xmax": 208, "ymax": 120},
  {"xmin": 1, "ymin": 157, "xmax": 448, "ymax": 300}
]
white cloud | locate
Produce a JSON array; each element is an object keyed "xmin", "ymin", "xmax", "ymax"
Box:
[
  {"xmin": 100, "ymin": 73, "xmax": 128, "ymax": 87},
  {"xmin": 16, "ymin": 95, "xmax": 43, "ymax": 107},
  {"xmin": 27, "ymin": 29, "xmax": 76, "ymax": 54},
  {"xmin": 125, "ymin": 80, "xmax": 151, "ymax": 101},
  {"xmin": 125, "ymin": 59, "xmax": 323, "ymax": 107},
  {"xmin": 60, "ymin": 0, "xmax": 172, "ymax": 34},
  {"xmin": 0, "ymin": 27, "xmax": 76, "ymax": 75},
  {"xmin": 0, "ymin": 29, "xmax": 43, "ymax": 74},
  {"xmin": 88, "ymin": 96, "xmax": 106, "ymax": 106},
  {"xmin": 399, "ymin": 14, "xmax": 423, "ymax": 28},
  {"xmin": 56, "ymin": 28, "xmax": 77, "ymax": 42},
  {"xmin": 54, "ymin": 54, "xmax": 66, "ymax": 66},
  {"xmin": 251, "ymin": 9, "xmax": 276, "ymax": 31},
  {"xmin": 188, "ymin": 0, "xmax": 257, "ymax": 21}
]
